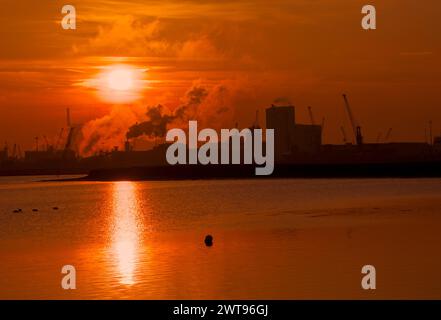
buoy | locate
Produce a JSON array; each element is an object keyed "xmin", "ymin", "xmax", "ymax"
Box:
[{"xmin": 204, "ymin": 235, "xmax": 213, "ymax": 247}]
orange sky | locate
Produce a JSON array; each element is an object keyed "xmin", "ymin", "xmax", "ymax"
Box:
[{"xmin": 0, "ymin": 0, "xmax": 440, "ymax": 151}]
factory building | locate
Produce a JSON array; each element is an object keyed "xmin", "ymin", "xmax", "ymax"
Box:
[
  {"xmin": 0, "ymin": 148, "xmax": 7, "ymax": 164},
  {"xmin": 266, "ymin": 104, "xmax": 322, "ymax": 161}
]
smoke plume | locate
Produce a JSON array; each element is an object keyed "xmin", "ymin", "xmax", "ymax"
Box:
[
  {"xmin": 125, "ymin": 85, "xmax": 216, "ymax": 140},
  {"xmin": 77, "ymin": 81, "xmax": 248, "ymax": 156},
  {"xmin": 126, "ymin": 105, "xmax": 174, "ymax": 139}
]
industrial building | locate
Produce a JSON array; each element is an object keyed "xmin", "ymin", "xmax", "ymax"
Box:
[
  {"xmin": 80, "ymin": 143, "xmax": 169, "ymax": 169},
  {"xmin": 0, "ymin": 147, "xmax": 7, "ymax": 164},
  {"xmin": 266, "ymin": 105, "xmax": 322, "ymax": 161},
  {"xmin": 2, "ymin": 96, "xmax": 441, "ymax": 175}
]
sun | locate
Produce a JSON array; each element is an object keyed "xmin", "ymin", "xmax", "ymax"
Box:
[
  {"xmin": 82, "ymin": 64, "xmax": 148, "ymax": 103},
  {"xmin": 107, "ymin": 68, "xmax": 134, "ymax": 91}
]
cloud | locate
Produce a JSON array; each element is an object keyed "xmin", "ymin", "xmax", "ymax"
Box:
[
  {"xmin": 399, "ymin": 51, "xmax": 433, "ymax": 56},
  {"xmin": 76, "ymin": 16, "xmax": 168, "ymax": 57}
]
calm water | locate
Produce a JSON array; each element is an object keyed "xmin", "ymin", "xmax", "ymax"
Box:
[{"xmin": 1, "ymin": 176, "xmax": 441, "ymax": 299}]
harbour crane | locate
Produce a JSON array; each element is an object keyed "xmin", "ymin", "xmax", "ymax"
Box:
[
  {"xmin": 342, "ymin": 94, "xmax": 363, "ymax": 146},
  {"xmin": 429, "ymin": 120, "xmax": 433, "ymax": 145},
  {"xmin": 63, "ymin": 108, "xmax": 76, "ymax": 155},
  {"xmin": 64, "ymin": 127, "xmax": 75, "ymax": 151},
  {"xmin": 43, "ymin": 135, "xmax": 50, "ymax": 151},
  {"xmin": 376, "ymin": 132, "xmax": 383, "ymax": 143},
  {"xmin": 55, "ymin": 128, "xmax": 64, "ymax": 150},
  {"xmin": 340, "ymin": 126, "xmax": 348, "ymax": 144},
  {"xmin": 307, "ymin": 106, "xmax": 316, "ymax": 125},
  {"xmin": 12, "ymin": 144, "xmax": 17, "ymax": 159},
  {"xmin": 384, "ymin": 128, "xmax": 392, "ymax": 142}
]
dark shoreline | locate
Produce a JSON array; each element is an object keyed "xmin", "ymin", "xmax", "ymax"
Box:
[
  {"xmin": 0, "ymin": 169, "xmax": 88, "ymax": 177},
  {"xmin": 3, "ymin": 162, "xmax": 441, "ymax": 181},
  {"xmin": 46, "ymin": 161, "xmax": 441, "ymax": 181}
]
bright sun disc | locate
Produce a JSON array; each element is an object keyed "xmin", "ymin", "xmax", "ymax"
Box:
[
  {"xmin": 83, "ymin": 64, "xmax": 147, "ymax": 103},
  {"xmin": 107, "ymin": 68, "xmax": 134, "ymax": 91}
]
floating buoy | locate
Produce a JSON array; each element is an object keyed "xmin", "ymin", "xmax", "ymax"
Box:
[{"xmin": 204, "ymin": 235, "xmax": 213, "ymax": 247}]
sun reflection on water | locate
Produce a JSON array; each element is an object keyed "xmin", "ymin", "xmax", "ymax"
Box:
[{"xmin": 111, "ymin": 181, "xmax": 142, "ymax": 285}]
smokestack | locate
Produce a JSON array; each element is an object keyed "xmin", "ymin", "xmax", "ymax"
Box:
[
  {"xmin": 125, "ymin": 139, "xmax": 131, "ymax": 152},
  {"xmin": 67, "ymin": 108, "xmax": 71, "ymax": 128}
]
